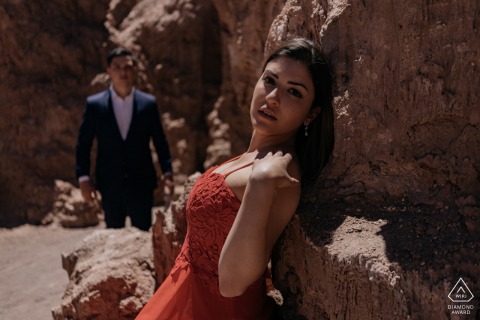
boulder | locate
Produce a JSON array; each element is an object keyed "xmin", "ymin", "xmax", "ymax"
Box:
[{"xmin": 52, "ymin": 228, "xmax": 155, "ymax": 320}]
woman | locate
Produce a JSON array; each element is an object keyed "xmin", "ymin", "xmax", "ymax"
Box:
[{"xmin": 136, "ymin": 37, "xmax": 334, "ymax": 319}]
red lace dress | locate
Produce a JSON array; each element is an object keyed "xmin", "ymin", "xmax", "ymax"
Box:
[{"xmin": 136, "ymin": 159, "xmax": 274, "ymax": 320}]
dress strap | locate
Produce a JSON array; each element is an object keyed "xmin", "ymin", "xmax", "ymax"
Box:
[
  {"xmin": 219, "ymin": 155, "xmax": 242, "ymax": 166},
  {"xmin": 223, "ymin": 161, "xmax": 254, "ymax": 178}
]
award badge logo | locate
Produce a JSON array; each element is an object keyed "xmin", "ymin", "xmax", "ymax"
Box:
[
  {"xmin": 447, "ymin": 278, "xmax": 476, "ymax": 316},
  {"xmin": 448, "ymin": 278, "xmax": 474, "ymax": 303}
]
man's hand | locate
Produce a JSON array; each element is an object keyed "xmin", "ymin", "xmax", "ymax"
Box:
[
  {"xmin": 164, "ymin": 173, "xmax": 174, "ymax": 194},
  {"xmin": 163, "ymin": 173, "xmax": 174, "ymax": 205},
  {"xmin": 79, "ymin": 179, "xmax": 96, "ymax": 203}
]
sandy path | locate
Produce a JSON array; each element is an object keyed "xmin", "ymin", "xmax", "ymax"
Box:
[{"xmin": 0, "ymin": 223, "xmax": 104, "ymax": 320}]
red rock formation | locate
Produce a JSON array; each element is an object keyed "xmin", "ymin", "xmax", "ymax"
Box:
[
  {"xmin": 2, "ymin": 0, "xmax": 479, "ymax": 318},
  {"xmin": 0, "ymin": 1, "xmax": 109, "ymax": 226},
  {"xmin": 204, "ymin": 0, "xmax": 285, "ymax": 168},
  {"xmin": 52, "ymin": 228, "xmax": 155, "ymax": 320},
  {"xmin": 151, "ymin": 172, "xmax": 201, "ymax": 284}
]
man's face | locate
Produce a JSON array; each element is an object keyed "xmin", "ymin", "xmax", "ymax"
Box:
[{"xmin": 106, "ymin": 55, "xmax": 136, "ymax": 92}]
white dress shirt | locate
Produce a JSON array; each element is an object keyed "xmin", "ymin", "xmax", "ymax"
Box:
[{"xmin": 110, "ymin": 86, "xmax": 134, "ymax": 140}]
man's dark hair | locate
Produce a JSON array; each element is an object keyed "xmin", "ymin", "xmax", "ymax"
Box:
[{"xmin": 107, "ymin": 47, "xmax": 135, "ymax": 66}]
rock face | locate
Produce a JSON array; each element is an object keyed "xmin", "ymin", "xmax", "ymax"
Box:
[
  {"xmin": 52, "ymin": 229, "xmax": 154, "ymax": 320},
  {"xmin": 274, "ymin": 200, "xmax": 479, "ymax": 319},
  {"xmin": 203, "ymin": 0, "xmax": 285, "ymax": 168},
  {"xmin": 151, "ymin": 172, "xmax": 200, "ymax": 284},
  {"xmin": 1, "ymin": 0, "xmax": 479, "ymax": 318},
  {"xmin": 0, "ymin": 1, "xmax": 109, "ymax": 226}
]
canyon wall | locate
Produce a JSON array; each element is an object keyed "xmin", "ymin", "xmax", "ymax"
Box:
[
  {"xmin": 1, "ymin": 0, "xmax": 479, "ymax": 318},
  {"xmin": 0, "ymin": 1, "xmax": 109, "ymax": 225}
]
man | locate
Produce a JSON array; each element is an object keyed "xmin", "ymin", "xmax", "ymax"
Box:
[{"xmin": 76, "ymin": 47, "xmax": 173, "ymax": 231}]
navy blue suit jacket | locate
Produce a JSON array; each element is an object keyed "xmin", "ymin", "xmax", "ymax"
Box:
[{"xmin": 75, "ymin": 89, "xmax": 172, "ymax": 193}]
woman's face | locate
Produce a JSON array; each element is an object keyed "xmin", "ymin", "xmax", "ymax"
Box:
[{"xmin": 250, "ymin": 56, "xmax": 316, "ymax": 138}]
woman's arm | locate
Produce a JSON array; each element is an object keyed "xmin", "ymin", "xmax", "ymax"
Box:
[{"xmin": 218, "ymin": 152, "xmax": 301, "ymax": 297}]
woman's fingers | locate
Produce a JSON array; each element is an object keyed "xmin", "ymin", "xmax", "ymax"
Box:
[
  {"xmin": 250, "ymin": 151, "xmax": 298, "ymax": 188},
  {"xmin": 278, "ymin": 172, "xmax": 299, "ymax": 188},
  {"xmin": 282, "ymin": 152, "xmax": 293, "ymax": 162}
]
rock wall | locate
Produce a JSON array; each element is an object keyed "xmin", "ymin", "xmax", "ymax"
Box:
[
  {"xmin": 0, "ymin": 1, "xmax": 109, "ymax": 226},
  {"xmin": 2, "ymin": 0, "xmax": 479, "ymax": 318},
  {"xmin": 204, "ymin": 0, "xmax": 285, "ymax": 167},
  {"xmin": 151, "ymin": 172, "xmax": 201, "ymax": 284}
]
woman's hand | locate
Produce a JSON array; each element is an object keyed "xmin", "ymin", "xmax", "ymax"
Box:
[{"xmin": 249, "ymin": 151, "xmax": 299, "ymax": 189}]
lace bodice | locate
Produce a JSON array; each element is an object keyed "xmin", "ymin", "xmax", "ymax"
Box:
[
  {"xmin": 172, "ymin": 165, "xmax": 263, "ymax": 295},
  {"xmin": 136, "ymin": 159, "xmax": 274, "ymax": 320}
]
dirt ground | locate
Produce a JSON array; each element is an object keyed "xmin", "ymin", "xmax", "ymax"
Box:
[{"xmin": 0, "ymin": 223, "xmax": 104, "ymax": 320}]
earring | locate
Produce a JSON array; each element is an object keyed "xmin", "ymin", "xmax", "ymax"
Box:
[{"xmin": 304, "ymin": 119, "xmax": 310, "ymax": 137}]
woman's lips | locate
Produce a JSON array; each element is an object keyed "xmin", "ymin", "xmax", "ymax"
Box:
[{"xmin": 258, "ymin": 109, "xmax": 277, "ymax": 120}]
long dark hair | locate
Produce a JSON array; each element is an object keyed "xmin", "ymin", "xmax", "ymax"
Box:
[{"xmin": 262, "ymin": 38, "xmax": 335, "ymax": 182}]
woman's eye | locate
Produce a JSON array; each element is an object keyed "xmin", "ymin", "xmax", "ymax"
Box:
[
  {"xmin": 288, "ymin": 88, "xmax": 302, "ymax": 98},
  {"xmin": 263, "ymin": 76, "xmax": 275, "ymax": 85}
]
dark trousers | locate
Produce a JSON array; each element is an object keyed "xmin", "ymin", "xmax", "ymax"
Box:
[{"xmin": 101, "ymin": 188, "xmax": 153, "ymax": 231}]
